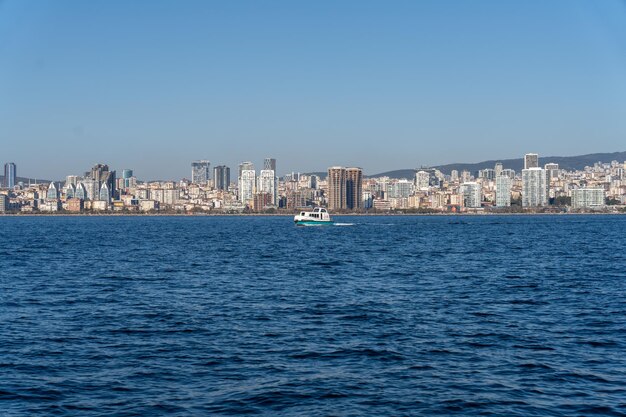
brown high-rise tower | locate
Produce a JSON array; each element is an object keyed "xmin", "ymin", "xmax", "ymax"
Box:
[
  {"xmin": 345, "ymin": 167, "xmax": 363, "ymax": 210},
  {"xmin": 327, "ymin": 166, "xmax": 362, "ymax": 210},
  {"xmin": 327, "ymin": 167, "xmax": 346, "ymax": 210}
]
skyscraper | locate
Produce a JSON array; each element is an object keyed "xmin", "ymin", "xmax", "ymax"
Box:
[
  {"xmin": 213, "ymin": 165, "xmax": 230, "ymax": 191},
  {"xmin": 99, "ymin": 183, "xmax": 111, "ymax": 203},
  {"xmin": 522, "ymin": 167, "xmax": 547, "ymax": 207},
  {"xmin": 327, "ymin": 167, "xmax": 346, "ymax": 210},
  {"xmin": 494, "ymin": 162, "xmax": 503, "ymax": 177},
  {"xmin": 544, "ymin": 163, "xmax": 559, "ymax": 182},
  {"xmin": 87, "ymin": 163, "xmax": 116, "ymax": 200},
  {"xmin": 122, "ymin": 169, "xmax": 134, "ymax": 188},
  {"xmin": 460, "ymin": 182, "xmax": 482, "ymax": 208},
  {"xmin": 261, "ymin": 157, "xmax": 277, "ymax": 204},
  {"xmin": 524, "ymin": 153, "xmax": 539, "ymax": 169},
  {"xmin": 263, "ymin": 158, "xmax": 276, "ymax": 171},
  {"xmin": 191, "ymin": 160, "xmax": 210, "ymax": 184},
  {"xmin": 46, "ymin": 182, "xmax": 58, "ymax": 200},
  {"xmin": 238, "ymin": 162, "xmax": 255, "ymax": 203},
  {"xmin": 495, "ymin": 176, "xmax": 511, "ymax": 207},
  {"xmin": 327, "ymin": 166, "xmax": 363, "ymax": 210},
  {"xmin": 258, "ymin": 169, "xmax": 277, "ymax": 205},
  {"xmin": 415, "ymin": 170, "xmax": 430, "ymax": 190},
  {"xmin": 4, "ymin": 162, "xmax": 16, "ymax": 188},
  {"xmin": 65, "ymin": 175, "xmax": 79, "ymax": 187},
  {"xmin": 346, "ymin": 167, "xmax": 363, "ymax": 210}
]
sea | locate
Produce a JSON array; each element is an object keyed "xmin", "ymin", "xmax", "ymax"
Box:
[{"xmin": 1, "ymin": 215, "xmax": 625, "ymax": 416}]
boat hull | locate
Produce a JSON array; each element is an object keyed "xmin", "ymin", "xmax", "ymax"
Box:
[{"xmin": 294, "ymin": 220, "xmax": 334, "ymax": 226}]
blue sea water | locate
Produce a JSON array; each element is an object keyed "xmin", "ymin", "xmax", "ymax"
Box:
[{"xmin": 1, "ymin": 215, "xmax": 626, "ymax": 416}]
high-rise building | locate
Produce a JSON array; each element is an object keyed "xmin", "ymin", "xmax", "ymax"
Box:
[
  {"xmin": 258, "ymin": 169, "xmax": 277, "ymax": 205},
  {"xmin": 213, "ymin": 165, "xmax": 230, "ymax": 191},
  {"xmin": 65, "ymin": 175, "xmax": 79, "ymax": 187},
  {"xmin": 494, "ymin": 162, "xmax": 503, "ymax": 177},
  {"xmin": 501, "ymin": 169, "xmax": 516, "ymax": 179},
  {"xmin": 544, "ymin": 163, "xmax": 559, "ymax": 182},
  {"xmin": 90, "ymin": 164, "xmax": 109, "ymax": 182},
  {"xmin": 524, "ymin": 153, "xmax": 539, "ymax": 169},
  {"xmin": 388, "ymin": 179, "xmax": 414, "ymax": 198},
  {"xmin": 238, "ymin": 162, "xmax": 255, "ymax": 203},
  {"xmin": 261, "ymin": 157, "xmax": 278, "ymax": 204},
  {"xmin": 3, "ymin": 162, "xmax": 16, "ymax": 188},
  {"xmin": 346, "ymin": 167, "xmax": 363, "ymax": 210},
  {"xmin": 99, "ymin": 183, "xmax": 111, "ymax": 203},
  {"xmin": 450, "ymin": 170, "xmax": 459, "ymax": 182},
  {"xmin": 478, "ymin": 169, "xmax": 495, "ymax": 181},
  {"xmin": 46, "ymin": 182, "xmax": 58, "ymax": 200},
  {"xmin": 122, "ymin": 169, "xmax": 134, "ymax": 188},
  {"xmin": 191, "ymin": 160, "xmax": 210, "ymax": 184},
  {"xmin": 460, "ymin": 182, "xmax": 482, "ymax": 208},
  {"xmin": 75, "ymin": 183, "xmax": 87, "ymax": 200},
  {"xmin": 81, "ymin": 178, "xmax": 99, "ymax": 201},
  {"xmin": 327, "ymin": 166, "xmax": 362, "ymax": 210},
  {"xmin": 416, "ymin": 171, "xmax": 430, "ymax": 190},
  {"xmin": 0, "ymin": 194, "xmax": 9, "ymax": 212},
  {"xmin": 327, "ymin": 167, "xmax": 346, "ymax": 210},
  {"xmin": 522, "ymin": 168, "xmax": 547, "ymax": 207},
  {"xmin": 495, "ymin": 176, "xmax": 512, "ymax": 207},
  {"xmin": 571, "ymin": 188, "xmax": 605, "ymax": 209},
  {"xmin": 87, "ymin": 163, "xmax": 116, "ymax": 200},
  {"xmin": 264, "ymin": 158, "xmax": 276, "ymax": 171},
  {"xmin": 64, "ymin": 183, "xmax": 76, "ymax": 199}
]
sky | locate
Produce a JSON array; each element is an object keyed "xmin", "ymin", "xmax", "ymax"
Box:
[{"xmin": 1, "ymin": 0, "xmax": 626, "ymax": 180}]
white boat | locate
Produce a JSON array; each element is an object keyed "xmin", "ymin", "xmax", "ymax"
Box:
[{"xmin": 294, "ymin": 207, "xmax": 334, "ymax": 226}]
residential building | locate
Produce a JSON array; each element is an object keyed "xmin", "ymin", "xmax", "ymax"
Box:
[
  {"xmin": 3, "ymin": 162, "xmax": 16, "ymax": 188},
  {"xmin": 191, "ymin": 160, "xmax": 210, "ymax": 184},
  {"xmin": 258, "ymin": 169, "xmax": 277, "ymax": 205},
  {"xmin": 522, "ymin": 168, "xmax": 547, "ymax": 207},
  {"xmin": 494, "ymin": 162, "xmax": 503, "ymax": 177},
  {"xmin": 524, "ymin": 153, "xmax": 539, "ymax": 169},
  {"xmin": 346, "ymin": 167, "xmax": 363, "ymax": 210},
  {"xmin": 544, "ymin": 163, "xmax": 559, "ymax": 182},
  {"xmin": 495, "ymin": 176, "xmax": 512, "ymax": 207},
  {"xmin": 46, "ymin": 182, "xmax": 58, "ymax": 200},
  {"xmin": 571, "ymin": 188, "xmax": 605, "ymax": 209},
  {"xmin": 213, "ymin": 165, "xmax": 230, "ymax": 191},
  {"xmin": 327, "ymin": 167, "xmax": 346, "ymax": 210},
  {"xmin": 0, "ymin": 194, "xmax": 9, "ymax": 212},
  {"xmin": 460, "ymin": 182, "xmax": 482, "ymax": 208},
  {"xmin": 122, "ymin": 169, "xmax": 134, "ymax": 188},
  {"xmin": 416, "ymin": 170, "xmax": 430, "ymax": 190},
  {"xmin": 238, "ymin": 162, "xmax": 255, "ymax": 204},
  {"xmin": 67, "ymin": 198, "xmax": 84, "ymax": 212}
]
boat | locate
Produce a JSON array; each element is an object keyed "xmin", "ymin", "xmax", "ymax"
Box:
[{"xmin": 294, "ymin": 207, "xmax": 334, "ymax": 226}]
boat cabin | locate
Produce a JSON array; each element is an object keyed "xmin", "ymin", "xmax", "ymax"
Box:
[{"xmin": 298, "ymin": 207, "xmax": 330, "ymax": 220}]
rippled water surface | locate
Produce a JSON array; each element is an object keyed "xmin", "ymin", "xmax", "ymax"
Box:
[{"xmin": 1, "ymin": 215, "xmax": 626, "ymax": 416}]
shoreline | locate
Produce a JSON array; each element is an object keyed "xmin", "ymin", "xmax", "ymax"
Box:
[{"xmin": 1, "ymin": 211, "xmax": 624, "ymax": 217}]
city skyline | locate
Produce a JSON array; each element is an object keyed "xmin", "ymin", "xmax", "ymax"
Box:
[
  {"xmin": 1, "ymin": 150, "xmax": 623, "ymax": 214},
  {"xmin": 3, "ymin": 149, "xmax": 626, "ymax": 183},
  {"xmin": 2, "ymin": 1, "xmax": 626, "ymax": 180}
]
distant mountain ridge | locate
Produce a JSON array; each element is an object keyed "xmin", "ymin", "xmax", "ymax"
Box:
[
  {"xmin": 0, "ymin": 176, "xmax": 52, "ymax": 186},
  {"xmin": 305, "ymin": 151, "xmax": 626, "ymax": 179}
]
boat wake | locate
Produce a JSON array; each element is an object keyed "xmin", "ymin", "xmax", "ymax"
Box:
[{"xmin": 334, "ymin": 223, "xmax": 355, "ymax": 226}]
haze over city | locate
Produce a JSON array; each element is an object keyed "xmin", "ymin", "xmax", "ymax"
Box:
[{"xmin": 2, "ymin": 1, "xmax": 626, "ymax": 179}]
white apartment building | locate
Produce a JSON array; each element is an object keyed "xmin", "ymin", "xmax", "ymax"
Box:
[
  {"xmin": 571, "ymin": 188, "xmax": 605, "ymax": 209},
  {"xmin": 522, "ymin": 168, "xmax": 547, "ymax": 207},
  {"xmin": 495, "ymin": 176, "xmax": 512, "ymax": 207}
]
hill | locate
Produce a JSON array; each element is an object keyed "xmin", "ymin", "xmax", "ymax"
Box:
[
  {"xmin": 0, "ymin": 176, "xmax": 52, "ymax": 186},
  {"xmin": 369, "ymin": 151, "xmax": 626, "ymax": 179}
]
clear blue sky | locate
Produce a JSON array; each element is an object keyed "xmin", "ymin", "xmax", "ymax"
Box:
[{"xmin": 1, "ymin": 0, "xmax": 625, "ymax": 180}]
